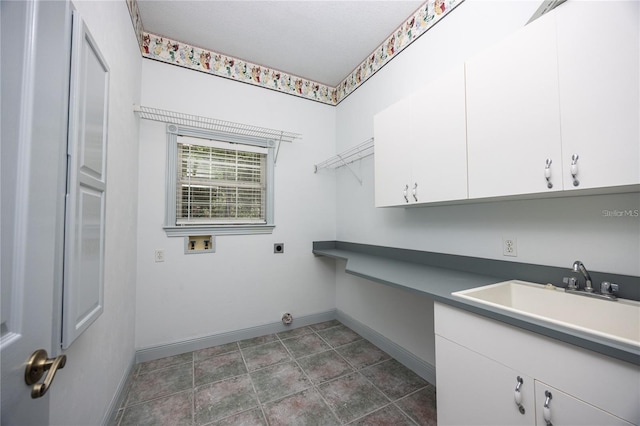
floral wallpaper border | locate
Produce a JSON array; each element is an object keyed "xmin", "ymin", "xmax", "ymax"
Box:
[
  {"xmin": 126, "ymin": 0, "xmax": 144, "ymax": 52},
  {"xmin": 126, "ymin": 0, "xmax": 463, "ymax": 106}
]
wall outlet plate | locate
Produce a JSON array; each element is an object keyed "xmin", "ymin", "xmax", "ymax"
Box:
[
  {"xmin": 503, "ymin": 237, "xmax": 518, "ymax": 257},
  {"xmin": 274, "ymin": 243, "xmax": 284, "ymax": 254}
]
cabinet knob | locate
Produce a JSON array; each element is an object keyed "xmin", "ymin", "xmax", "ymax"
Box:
[
  {"xmin": 544, "ymin": 159, "xmax": 553, "ymax": 189},
  {"xmin": 571, "ymin": 154, "xmax": 580, "ymax": 187},
  {"xmin": 403, "ymin": 184, "xmax": 409, "ymax": 203}
]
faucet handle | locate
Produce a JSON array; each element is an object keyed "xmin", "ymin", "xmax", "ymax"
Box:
[
  {"xmin": 563, "ymin": 277, "xmax": 578, "ymax": 290},
  {"xmin": 600, "ymin": 282, "xmax": 619, "ymax": 295}
]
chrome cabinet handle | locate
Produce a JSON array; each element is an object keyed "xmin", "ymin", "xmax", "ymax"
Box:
[
  {"xmin": 543, "ymin": 390, "xmax": 553, "ymax": 426},
  {"xmin": 514, "ymin": 376, "xmax": 526, "ymax": 414},
  {"xmin": 571, "ymin": 154, "xmax": 580, "ymax": 187},
  {"xmin": 544, "ymin": 159, "xmax": 553, "ymax": 189},
  {"xmin": 412, "ymin": 183, "xmax": 418, "ymax": 202},
  {"xmin": 403, "ymin": 184, "xmax": 409, "ymax": 203}
]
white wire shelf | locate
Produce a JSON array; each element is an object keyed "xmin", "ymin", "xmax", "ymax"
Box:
[
  {"xmin": 314, "ymin": 138, "xmax": 374, "ymax": 185},
  {"xmin": 133, "ymin": 104, "xmax": 301, "ymax": 143},
  {"xmin": 314, "ymin": 138, "xmax": 374, "ymax": 172}
]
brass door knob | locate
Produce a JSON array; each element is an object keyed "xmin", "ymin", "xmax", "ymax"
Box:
[{"xmin": 25, "ymin": 349, "xmax": 67, "ymax": 398}]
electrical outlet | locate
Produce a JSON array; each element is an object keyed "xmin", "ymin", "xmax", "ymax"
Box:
[
  {"xmin": 154, "ymin": 249, "xmax": 165, "ymax": 262},
  {"xmin": 503, "ymin": 238, "xmax": 517, "ymax": 257}
]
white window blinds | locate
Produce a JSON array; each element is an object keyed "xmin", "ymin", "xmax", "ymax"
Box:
[{"xmin": 176, "ymin": 136, "xmax": 267, "ymax": 225}]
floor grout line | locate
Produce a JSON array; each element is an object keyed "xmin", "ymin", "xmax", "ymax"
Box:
[{"xmin": 123, "ymin": 320, "xmax": 436, "ymax": 426}]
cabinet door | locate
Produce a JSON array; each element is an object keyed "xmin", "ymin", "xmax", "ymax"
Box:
[
  {"xmin": 556, "ymin": 1, "xmax": 640, "ymax": 190},
  {"xmin": 374, "ymin": 95, "xmax": 413, "ymax": 207},
  {"xmin": 534, "ymin": 381, "xmax": 634, "ymax": 426},
  {"xmin": 466, "ymin": 12, "xmax": 563, "ymax": 199},
  {"xmin": 435, "ymin": 336, "xmax": 535, "ymax": 426},
  {"xmin": 410, "ymin": 65, "xmax": 468, "ymax": 203}
]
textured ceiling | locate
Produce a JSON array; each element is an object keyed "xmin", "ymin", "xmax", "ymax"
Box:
[{"xmin": 136, "ymin": 1, "xmax": 426, "ymax": 86}]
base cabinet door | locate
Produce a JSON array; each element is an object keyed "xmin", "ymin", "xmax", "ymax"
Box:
[
  {"xmin": 534, "ymin": 381, "xmax": 634, "ymax": 426},
  {"xmin": 436, "ymin": 336, "xmax": 534, "ymax": 426}
]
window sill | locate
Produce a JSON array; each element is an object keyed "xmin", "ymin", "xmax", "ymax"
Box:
[{"xmin": 164, "ymin": 224, "xmax": 275, "ymax": 237}]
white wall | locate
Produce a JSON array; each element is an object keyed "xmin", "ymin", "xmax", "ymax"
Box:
[
  {"xmin": 50, "ymin": 1, "xmax": 141, "ymax": 425},
  {"xmin": 334, "ymin": 0, "xmax": 640, "ymax": 367},
  {"xmin": 136, "ymin": 60, "xmax": 337, "ymax": 349}
]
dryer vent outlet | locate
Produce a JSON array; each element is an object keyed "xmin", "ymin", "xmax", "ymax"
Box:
[{"xmin": 281, "ymin": 313, "xmax": 293, "ymax": 325}]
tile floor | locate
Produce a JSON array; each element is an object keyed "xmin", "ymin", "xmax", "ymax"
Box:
[{"xmin": 114, "ymin": 320, "xmax": 437, "ymax": 425}]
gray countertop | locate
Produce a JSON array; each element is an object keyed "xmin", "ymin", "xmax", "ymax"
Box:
[{"xmin": 313, "ymin": 243, "xmax": 640, "ymax": 366}]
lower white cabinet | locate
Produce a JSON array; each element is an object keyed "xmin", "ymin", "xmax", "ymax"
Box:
[
  {"xmin": 435, "ymin": 302, "xmax": 639, "ymax": 426},
  {"xmin": 534, "ymin": 381, "xmax": 633, "ymax": 426},
  {"xmin": 436, "ymin": 336, "xmax": 535, "ymax": 426}
]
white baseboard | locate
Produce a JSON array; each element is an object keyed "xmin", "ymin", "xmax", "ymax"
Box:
[{"xmin": 102, "ymin": 355, "xmax": 136, "ymax": 426}]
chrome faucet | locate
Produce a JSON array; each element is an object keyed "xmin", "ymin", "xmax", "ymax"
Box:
[
  {"xmin": 563, "ymin": 261, "xmax": 618, "ymax": 301},
  {"xmin": 571, "ymin": 260, "xmax": 593, "ymax": 292}
]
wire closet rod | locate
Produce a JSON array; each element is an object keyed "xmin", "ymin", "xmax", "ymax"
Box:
[
  {"xmin": 314, "ymin": 137, "xmax": 374, "ymax": 173},
  {"xmin": 133, "ymin": 104, "xmax": 301, "ymax": 143}
]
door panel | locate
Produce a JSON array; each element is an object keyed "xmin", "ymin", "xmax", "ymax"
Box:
[
  {"xmin": 556, "ymin": 1, "xmax": 640, "ymax": 190},
  {"xmin": 534, "ymin": 381, "xmax": 634, "ymax": 426},
  {"xmin": 466, "ymin": 11, "xmax": 563, "ymax": 198},
  {"xmin": 374, "ymin": 97, "xmax": 413, "ymax": 207},
  {"xmin": 1, "ymin": 0, "xmax": 72, "ymax": 423},
  {"xmin": 436, "ymin": 336, "xmax": 535, "ymax": 426},
  {"xmin": 62, "ymin": 12, "xmax": 109, "ymax": 349}
]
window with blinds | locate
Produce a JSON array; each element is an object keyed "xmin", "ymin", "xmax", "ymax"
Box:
[{"xmin": 176, "ymin": 136, "xmax": 267, "ymax": 225}]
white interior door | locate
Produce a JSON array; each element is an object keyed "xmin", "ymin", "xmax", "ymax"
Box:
[{"xmin": 1, "ymin": 1, "xmax": 72, "ymax": 423}]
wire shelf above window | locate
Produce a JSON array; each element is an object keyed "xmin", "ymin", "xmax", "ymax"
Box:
[
  {"xmin": 133, "ymin": 104, "xmax": 301, "ymax": 144},
  {"xmin": 314, "ymin": 138, "xmax": 374, "ymax": 185}
]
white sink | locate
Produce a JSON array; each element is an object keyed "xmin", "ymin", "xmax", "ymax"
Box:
[{"xmin": 452, "ymin": 280, "xmax": 640, "ymax": 348}]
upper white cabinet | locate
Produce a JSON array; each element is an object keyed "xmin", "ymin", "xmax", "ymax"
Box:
[
  {"xmin": 465, "ymin": 12, "xmax": 563, "ymax": 199},
  {"xmin": 555, "ymin": 1, "xmax": 639, "ymax": 191},
  {"xmin": 465, "ymin": 1, "xmax": 639, "ymax": 199},
  {"xmin": 374, "ymin": 65, "xmax": 467, "ymax": 207},
  {"xmin": 374, "ymin": 1, "xmax": 639, "ymax": 206},
  {"xmin": 374, "ymin": 91, "xmax": 414, "ymax": 207}
]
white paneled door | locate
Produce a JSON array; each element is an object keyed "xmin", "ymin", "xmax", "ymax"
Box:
[
  {"xmin": 1, "ymin": 1, "xmax": 72, "ymax": 423},
  {"xmin": 1, "ymin": 1, "xmax": 108, "ymax": 423}
]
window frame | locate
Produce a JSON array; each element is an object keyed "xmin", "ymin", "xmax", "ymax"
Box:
[{"xmin": 164, "ymin": 124, "xmax": 275, "ymax": 237}]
